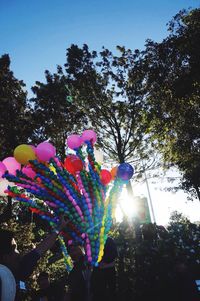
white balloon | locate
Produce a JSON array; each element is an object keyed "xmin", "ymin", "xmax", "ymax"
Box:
[
  {"xmin": 0, "ymin": 179, "xmax": 10, "ymax": 196},
  {"xmin": 0, "ymin": 264, "xmax": 16, "ymax": 301},
  {"xmin": 94, "ymin": 147, "xmax": 104, "ymax": 164}
]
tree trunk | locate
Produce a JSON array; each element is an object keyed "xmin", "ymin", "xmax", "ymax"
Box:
[
  {"xmin": 126, "ymin": 180, "xmax": 134, "ymax": 199},
  {"xmin": 194, "ymin": 184, "xmax": 200, "ymax": 201}
]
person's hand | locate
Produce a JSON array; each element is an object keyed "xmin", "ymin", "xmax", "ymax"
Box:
[{"xmin": 98, "ymin": 261, "xmax": 106, "ymax": 269}]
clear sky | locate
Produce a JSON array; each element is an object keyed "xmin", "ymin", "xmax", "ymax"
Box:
[
  {"xmin": 1, "ymin": 0, "xmax": 200, "ymax": 224},
  {"xmin": 0, "ymin": 0, "xmax": 199, "ymax": 95}
]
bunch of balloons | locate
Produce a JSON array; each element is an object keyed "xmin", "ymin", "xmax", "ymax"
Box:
[{"xmin": 0, "ymin": 130, "xmax": 134, "ymax": 267}]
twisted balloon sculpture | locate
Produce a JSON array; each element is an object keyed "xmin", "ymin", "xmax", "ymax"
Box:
[{"xmin": 0, "ymin": 130, "xmax": 134, "ymax": 268}]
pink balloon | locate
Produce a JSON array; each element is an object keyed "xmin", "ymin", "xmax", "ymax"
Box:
[
  {"xmin": 36, "ymin": 142, "xmax": 56, "ymax": 161},
  {"xmin": 67, "ymin": 134, "xmax": 83, "ymax": 150},
  {"xmin": 81, "ymin": 130, "xmax": 97, "ymax": 143},
  {"xmin": 22, "ymin": 165, "xmax": 36, "ymax": 179},
  {"xmin": 0, "ymin": 162, "xmax": 6, "ymax": 178},
  {"xmin": 2, "ymin": 157, "xmax": 21, "ymax": 176}
]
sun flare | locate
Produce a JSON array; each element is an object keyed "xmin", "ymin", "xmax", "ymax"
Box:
[{"xmin": 115, "ymin": 185, "xmax": 136, "ymax": 222}]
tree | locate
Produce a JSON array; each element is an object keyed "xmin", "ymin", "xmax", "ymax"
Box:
[
  {"xmin": 31, "ymin": 69, "xmax": 86, "ymax": 159},
  {"xmin": 0, "ymin": 54, "xmax": 33, "ymax": 160},
  {"xmin": 113, "ymin": 212, "xmax": 200, "ymax": 300},
  {"xmin": 137, "ymin": 9, "xmax": 200, "ymax": 200},
  {"xmin": 65, "ymin": 44, "xmax": 150, "ymax": 167},
  {"xmin": 71, "ymin": 46, "xmax": 158, "ymax": 188},
  {"xmin": 167, "ymin": 211, "xmax": 200, "ymax": 266},
  {"xmin": 30, "ymin": 44, "xmax": 157, "ymax": 196}
]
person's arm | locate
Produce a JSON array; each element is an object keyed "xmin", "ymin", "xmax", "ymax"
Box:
[
  {"xmin": 35, "ymin": 232, "xmax": 59, "ymax": 256},
  {"xmin": 18, "ymin": 218, "xmax": 67, "ymax": 281},
  {"xmin": 35, "ymin": 218, "xmax": 67, "ymax": 256}
]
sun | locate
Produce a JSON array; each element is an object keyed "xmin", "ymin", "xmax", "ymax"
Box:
[{"xmin": 115, "ymin": 185, "xmax": 136, "ymax": 222}]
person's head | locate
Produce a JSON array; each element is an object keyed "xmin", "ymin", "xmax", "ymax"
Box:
[
  {"xmin": 37, "ymin": 272, "xmax": 50, "ymax": 289},
  {"xmin": 67, "ymin": 244, "xmax": 84, "ymax": 262},
  {"xmin": 0, "ymin": 229, "xmax": 21, "ymax": 272}
]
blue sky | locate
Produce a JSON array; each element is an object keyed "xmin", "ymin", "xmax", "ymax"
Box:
[{"xmin": 0, "ymin": 0, "xmax": 199, "ymax": 96}]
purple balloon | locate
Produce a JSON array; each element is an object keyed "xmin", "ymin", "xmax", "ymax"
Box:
[
  {"xmin": 36, "ymin": 142, "xmax": 56, "ymax": 161},
  {"xmin": 117, "ymin": 163, "xmax": 134, "ymax": 180},
  {"xmin": 67, "ymin": 134, "xmax": 82, "ymax": 150}
]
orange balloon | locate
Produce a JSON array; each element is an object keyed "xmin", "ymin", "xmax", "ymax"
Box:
[{"xmin": 110, "ymin": 166, "xmax": 118, "ymax": 180}]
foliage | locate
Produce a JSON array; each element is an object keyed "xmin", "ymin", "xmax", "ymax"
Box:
[
  {"xmin": 64, "ymin": 44, "xmax": 149, "ymax": 165},
  {"xmin": 110, "ymin": 212, "xmax": 200, "ymax": 299},
  {"xmin": 136, "ymin": 9, "xmax": 200, "ymax": 199},
  {"xmin": 31, "ymin": 70, "xmax": 86, "ymax": 159},
  {"xmin": 167, "ymin": 211, "xmax": 200, "ymax": 265},
  {"xmin": 0, "ymin": 54, "xmax": 33, "ymax": 160},
  {"xmin": 31, "ymin": 44, "xmax": 156, "ymax": 173}
]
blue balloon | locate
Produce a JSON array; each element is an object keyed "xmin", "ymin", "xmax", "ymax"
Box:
[{"xmin": 117, "ymin": 163, "xmax": 134, "ymax": 180}]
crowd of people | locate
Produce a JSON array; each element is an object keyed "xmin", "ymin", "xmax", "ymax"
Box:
[
  {"xmin": 0, "ymin": 219, "xmax": 200, "ymax": 301},
  {"xmin": 0, "ymin": 224, "xmax": 118, "ymax": 301}
]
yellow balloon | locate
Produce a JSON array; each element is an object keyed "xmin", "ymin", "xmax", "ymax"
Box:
[{"xmin": 14, "ymin": 144, "xmax": 36, "ymax": 165}]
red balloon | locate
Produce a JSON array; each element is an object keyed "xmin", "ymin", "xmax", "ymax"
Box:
[
  {"xmin": 100, "ymin": 169, "xmax": 112, "ymax": 185},
  {"xmin": 64, "ymin": 155, "xmax": 84, "ymax": 174}
]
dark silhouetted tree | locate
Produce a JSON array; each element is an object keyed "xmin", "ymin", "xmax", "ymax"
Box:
[
  {"xmin": 136, "ymin": 9, "xmax": 200, "ymax": 200},
  {"xmin": 31, "ymin": 69, "xmax": 86, "ymax": 159},
  {"xmin": 0, "ymin": 54, "xmax": 33, "ymax": 160}
]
